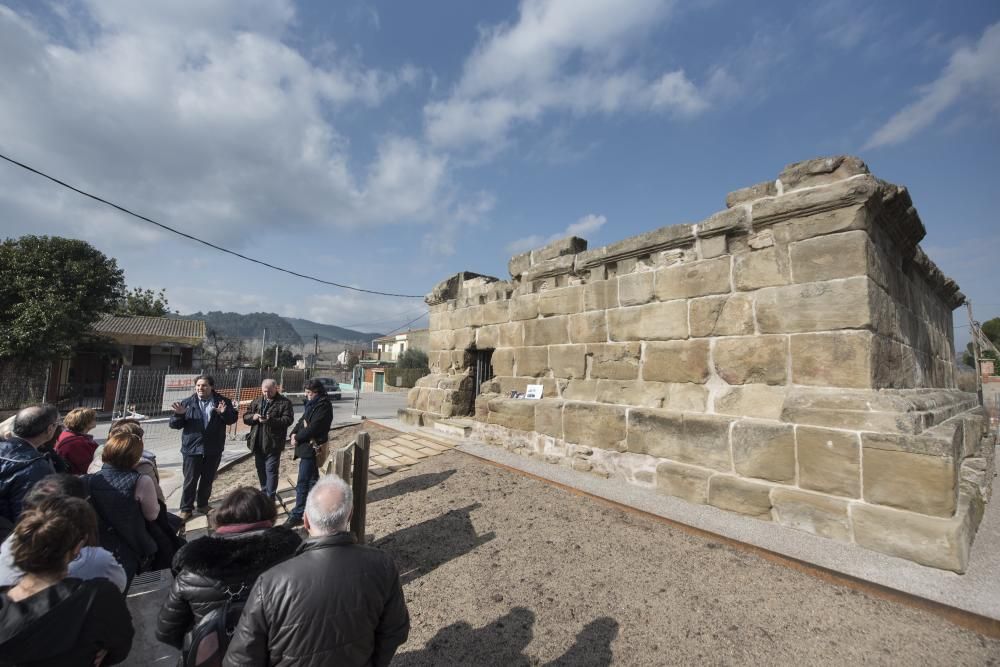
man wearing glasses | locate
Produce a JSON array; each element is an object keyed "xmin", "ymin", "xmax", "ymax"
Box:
[{"xmin": 0, "ymin": 405, "xmax": 58, "ymax": 526}]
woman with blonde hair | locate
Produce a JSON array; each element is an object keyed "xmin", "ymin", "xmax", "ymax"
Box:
[{"xmin": 54, "ymin": 407, "xmax": 99, "ymax": 474}]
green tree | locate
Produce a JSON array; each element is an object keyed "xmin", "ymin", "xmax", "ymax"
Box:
[
  {"xmin": 396, "ymin": 347, "xmax": 429, "ymax": 370},
  {"xmin": 117, "ymin": 286, "xmax": 173, "ymax": 317},
  {"xmin": 263, "ymin": 345, "xmax": 300, "ymax": 368},
  {"xmin": 963, "ymin": 317, "xmax": 1000, "ymax": 372},
  {"xmin": 0, "ymin": 236, "xmax": 125, "ymax": 361}
]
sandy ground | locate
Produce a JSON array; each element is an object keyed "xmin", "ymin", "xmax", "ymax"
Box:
[{"xmin": 208, "ymin": 426, "xmax": 1000, "ymax": 666}]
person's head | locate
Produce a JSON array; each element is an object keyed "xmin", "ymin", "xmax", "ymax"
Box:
[
  {"xmin": 195, "ymin": 375, "xmax": 215, "ymax": 399},
  {"xmin": 212, "ymin": 487, "xmax": 277, "ymax": 529},
  {"xmin": 63, "ymin": 407, "xmax": 97, "ymax": 434},
  {"xmin": 22, "ymin": 474, "xmax": 97, "ymax": 546},
  {"xmin": 261, "ymin": 379, "xmax": 278, "ymax": 399},
  {"xmin": 12, "ymin": 404, "xmax": 59, "ymax": 447},
  {"xmin": 10, "ymin": 496, "xmax": 97, "ymax": 577},
  {"xmin": 303, "ymin": 378, "xmax": 327, "ymax": 401},
  {"xmin": 109, "ymin": 419, "xmax": 144, "ymax": 440},
  {"xmin": 102, "ymin": 431, "xmax": 143, "ymax": 470},
  {"xmin": 304, "ymin": 475, "xmax": 353, "ymax": 537}
]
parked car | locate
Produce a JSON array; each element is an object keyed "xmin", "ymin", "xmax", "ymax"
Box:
[{"xmin": 310, "ymin": 377, "xmax": 343, "ymax": 401}]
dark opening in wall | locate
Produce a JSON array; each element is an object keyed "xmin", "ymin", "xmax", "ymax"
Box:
[{"xmin": 473, "ymin": 348, "xmax": 494, "ymax": 396}]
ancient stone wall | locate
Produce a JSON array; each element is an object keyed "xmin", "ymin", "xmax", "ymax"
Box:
[{"xmin": 402, "ymin": 156, "xmax": 995, "ymax": 572}]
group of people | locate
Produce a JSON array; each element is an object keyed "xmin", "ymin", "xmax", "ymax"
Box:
[{"xmin": 0, "ymin": 374, "xmax": 408, "ymax": 665}]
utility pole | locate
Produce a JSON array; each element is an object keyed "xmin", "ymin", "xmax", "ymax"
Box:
[
  {"xmin": 260, "ymin": 328, "xmax": 267, "ymax": 369},
  {"xmin": 313, "ymin": 334, "xmax": 319, "ymax": 370},
  {"xmin": 274, "ymin": 343, "xmax": 280, "ymax": 368},
  {"xmin": 967, "ymin": 302, "xmax": 984, "ymax": 407}
]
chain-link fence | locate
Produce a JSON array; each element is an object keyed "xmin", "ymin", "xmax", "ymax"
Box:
[{"xmin": 0, "ymin": 360, "xmax": 49, "ymax": 413}]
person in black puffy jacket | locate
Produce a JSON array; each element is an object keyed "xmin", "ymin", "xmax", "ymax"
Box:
[{"xmin": 155, "ymin": 487, "xmax": 301, "ymax": 650}]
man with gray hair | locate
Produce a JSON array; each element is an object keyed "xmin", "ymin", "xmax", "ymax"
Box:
[
  {"xmin": 225, "ymin": 475, "xmax": 410, "ymax": 666},
  {"xmin": 242, "ymin": 378, "xmax": 295, "ymax": 499},
  {"xmin": 0, "ymin": 405, "xmax": 58, "ymax": 525}
]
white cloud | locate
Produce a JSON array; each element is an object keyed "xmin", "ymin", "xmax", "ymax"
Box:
[
  {"xmin": 424, "ymin": 0, "xmax": 713, "ymax": 151},
  {"xmin": 866, "ymin": 21, "xmax": 1000, "ymax": 149},
  {"xmin": 507, "ymin": 213, "xmax": 606, "ymax": 254}
]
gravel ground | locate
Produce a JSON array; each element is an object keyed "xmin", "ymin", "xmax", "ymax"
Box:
[{"xmin": 212, "ymin": 427, "xmax": 1000, "ymax": 666}]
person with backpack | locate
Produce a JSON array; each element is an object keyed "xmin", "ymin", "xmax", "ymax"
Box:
[{"xmin": 156, "ymin": 486, "xmax": 301, "ymax": 659}]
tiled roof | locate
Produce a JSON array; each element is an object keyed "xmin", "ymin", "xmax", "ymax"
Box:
[{"xmin": 93, "ymin": 315, "xmax": 206, "ymax": 341}]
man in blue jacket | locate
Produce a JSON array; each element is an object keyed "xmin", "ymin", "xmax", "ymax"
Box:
[
  {"xmin": 0, "ymin": 405, "xmax": 58, "ymax": 527},
  {"xmin": 169, "ymin": 375, "xmax": 238, "ymax": 520}
]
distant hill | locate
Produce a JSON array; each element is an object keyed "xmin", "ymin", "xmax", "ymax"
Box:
[
  {"xmin": 174, "ymin": 312, "xmax": 380, "ymax": 345},
  {"xmin": 283, "ymin": 317, "xmax": 381, "ymax": 344}
]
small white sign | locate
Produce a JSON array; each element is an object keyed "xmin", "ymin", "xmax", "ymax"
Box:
[{"xmin": 524, "ymin": 384, "xmax": 544, "ymax": 400}]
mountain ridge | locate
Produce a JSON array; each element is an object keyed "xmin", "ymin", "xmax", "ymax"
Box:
[{"xmin": 174, "ymin": 311, "xmax": 381, "ymax": 345}]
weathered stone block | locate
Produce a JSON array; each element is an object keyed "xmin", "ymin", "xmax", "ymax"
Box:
[
  {"xmin": 569, "ymin": 312, "xmax": 607, "ymax": 344},
  {"xmin": 508, "ymin": 251, "xmax": 531, "ymax": 279},
  {"xmin": 498, "ymin": 322, "xmax": 524, "ymax": 348},
  {"xmin": 778, "ymin": 155, "xmax": 869, "ymax": 191},
  {"xmin": 755, "ymin": 277, "xmax": 872, "ymax": 334},
  {"xmin": 714, "ymin": 335, "xmax": 788, "ymax": 385},
  {"xmin": 654, "ymin": 257, "xmax": 731, "ymax": 300},
  {"xmin": 713, "ymin": 385, "xmax": 788, "ymax": 420},
  {"xmin": 562, "ymin": 379, "xmax": 599, "ymax": 402},
  {"xmin": 732, "ymin": 421, "xmax": 795, "ymax": 483},
  {"xmin": 538, "ymin": 286, "xmax": 584, "ymax": 316},
  {"xmin": 486, "ymin": 397, "xmax": 536, "ymax": 431},
  {"xmin": 726, "ymin": 180, "xmax": 777, "ymax": 208},
  {"xmin": 514, "ymin": 346, "xmax": 549, "ymax": 377},
  {"xmin": 490, "ymin": 348, "xmax": 515, "ymax": 377},
  {"xmin": 583, "ymin": 279, "xmax": 619, "ymax": 311},
  {"xmin": 642, "ymin": 340, "xmax": 711, "ymax": 384},
  {"xmin": 708, "ymin": 475, "xmax": 773, "ymax": 520},
  {"xmin": 548, "ymin": 344, "xmax": 586, "ymax": 378},
  {"xmin": 534, "ymin": 399, "xmax": 564, "ymax": 438},
  {"xmin": 656, "ymin": 460, "xmax": 714, "ymax": 505},
  {"xmin": 476, "ymin": 325, "xmax": 499, "ymax": 349},
  {"xmin": 608, "ymin": 301, "xmax": 688, "ymax": 342},
  {"xmin": 664, "ymin": 383, "xmax": 710, "ymax": 412},
  {"xmin": 510, "ymin": 294, "xmax": 539, "ymax": 321},
  {"xmin": 491, "ymin": 376, "xmax": 558, "ymax": 399},
  {"xmin": 770, "ymin": 488, "xmax": 851, "ymax": 541},
  {"xmin": 453, "ymin": 327, "xmax": 476, "ymax": 352},
  {"xmin": 862, "ymin": 431, "xmax": 958, "ymax": 517},
  {"xmin": 618, "ymin": 272, "xmax": 655, "ymax": 306},
  {"xmin": 429, "ymin": 329, "xmax": 454, "ymax": 351},
  {"xmin": 563, "ymin": 402, "xmax": 627, "ymax": 451},
  {"xmin": 481, "ymin": 300, "xmax": 511, "ymax": 325},
  {"xmin": 689, "ymin": 294, "xmax": 754, "ymax": 337},
  {"xmin": 627, "ymin": 410, "xmax": 732, "ymax": 472},
  {"xmin": 752, "ymin": 176, "xmax": 877, "ymax": 230},
  {"xmin": 733, "ymin": 246, "xmax": 790, "ymax": 291},
  {"xmin": 796, "ymin": 427, "xmax": 860, "ymax": 498},
  {"xmin": 697, "ymin": 234, "xmax": 728, "ymax": 260},
  {"xmin": 790, "ymin": 331, "xmax": 874, "ymax": 389},
  {"xmin": 596, "ymin": 380, "xmax": 669, "ymax": 408},
  {"xmin": 532, "ymin": 235, "xmax": 587, "ymax": 263},
  {"xmin": 587, "ymin": 342, "xmax": 641, "ymax": 380},
  {"xmin": 789, "ymin": 230, "xmax": 869, "ymax": 284},
  {"xmin": 475, "ymin": 393, "xmax": 492, "ymax": 421},
  {"xmin": 524, "ymin": 317, "xmax": 568, "ymax": 346}
]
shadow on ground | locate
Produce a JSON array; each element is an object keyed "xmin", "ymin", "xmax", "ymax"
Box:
[
  {"xmin": 374, "ymin": 503, "xmax": 494, "ymax": 585},
  {"xmin": 393, "ymin": 607, "xmax": 618, "ymax": 666},
  {"xmin": 367, "ymin": 469, "xmax": 456, "ymax": 504}
]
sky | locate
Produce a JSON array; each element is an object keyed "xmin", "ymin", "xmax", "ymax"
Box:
[{"xmin": 0, "ymin": 0, "xmax": 997, "ymax": 348}]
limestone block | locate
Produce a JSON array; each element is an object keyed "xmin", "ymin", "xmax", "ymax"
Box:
[
  {"xmin": 642, "ymin": 340, "xmax": 711, "ymax": 384},
  {"xmin": 482, "ymin": 300, "xmax": 511, "ymax": 325},
  {"xmin": 726, "ymin": 180, "xmax": 777, "ymax": 208},
  {"xmin": 664, "ymin": 383, "xmax": 710, "ymax": 412},
  {"xmin": 569, "ymin": 312, "xmax": 607, "ymax": 344},
  {"xmin": 770, "ymin": 488, "xmax": 851, "ymax": 541},
  {"xmin": 796, "ymin": 427, "xmax": 860, "ymax": 498},
  {"xmin": 491, "ymin": 348, "xmax": 515, "ymax": 376},
  {"xmin": 406, "ymin": 387, "xmax": 420, "ymax": 407},
  {"xmin": 627, "ymin": 410, "xmax": 732, "ymax": 472},
  {"xmin": 713, "ymin": 335, "xmax": 788, "ymax": 385},
  {"xmin": 498, "ymin": 322, "xmax": 525, "ymax": 348},
  {"xmin": 414, "ymin": 388, "xmax": 429, "ymax": 412},
  {"xmin": 458, "ymin": 307, "xmax": 485, "ymax": 329},
  {"xmin": 563, "ymin": 402, "xmax": 627, "ymax": 451},
  {"xmin": 492, "ymin": 376, "xmax": 558, "ymax": 399},
  {"xmin": 656, "ymin": 460, "xmax": 715, "ymax": 505},
  {"xmin": 562, "ymin": 379, "xmax": 599, "ymax": 402},
  {"xmin": 733, "ymin": 246, "xmax": 790, "ymax": 291},
  {"xmin": 777, "ymin": 155, "xmax": 869, "ymax": 191},
  {"xmin": 523, "ymin": 254, "xmax": 575, "ymax": 283},
  {"xmin": 549, "ymin": 344, "xmax": 586, "ymax": 379},
  {"xmin": 689, "ymin": 294, "xmax": 754, "ymax": 337},
  {"xmin": 429, "ymin": 329, "xmax": 454, "ymax": 351},
  {"xmin": 618, "ymin": 271, "xmax": 655, "ymax": 306},
  {"xmin": 755, "ymin": 277, "xmax": 872, "ymax": 334},
  {"xmin": 587, "ymin": 342, "xmax": 641, "ymax": 380},
  {"xmin": 654, "ymin": 256, "xmax": 731, "ymax": 300},
  {"xmin": 851, "ymin": 498, "xmax": 978, "ymax": 573},
  {"xmin": 752, "ymin": 175, "xmax": 876, "ymax": 230},
  {"xmin": 607, "ymin": 300, "xmax": 688, "ymax": 342},
  {"xmin": 538, "ymin": 285, "xmax": 584, "ymax": 316},
  {"xmin": 476, "ymin": 325, "xmax": 499, "ymax": 349},
  {"xmin": 532, "ymin": 235, "xmax": 587, "ymax": 263},
  {"xmin": 510, "ymin": 294, "xmax": 540, "ymax": 321},
  {"xmin": 697, "ymin": 235, "xmax": 728, "ymax": 260},
  {"xmin": 708, "ymin": 475, "xmax": 773, "ymax": 520},
  {"xmin": 583, "ymin": 279, "xmax": 619, "ymax": 311},
  {"xmin": 790, "ymin": 331, "xmax": 874, "ymax": 389},
  {"xmin": 514, "ymin": 346, "xmax": 549, "ymax": 377},
  {"xmin": 789, "ymin": 230, "xmax": 869, "ymax": 283},
  {"xmin": 524, "ymin": 317, "xmax": 568, "ymax": 346},
  {"xmin": 486, "ymin": 397, "xmax": 536, "ymax": 431},
  {"xmin": 576, "ymin": 223, "xmax": 694, "ymax": 273},
  {"xmin": 534, "ymin": 399, "xmax": 564, "ymax": 438},
  {"xmin": 596, "ymin": 380, "xmax": 669, "ymax": 408},
  {"xmin": 475, "ymin": 393, "xmax": 492, "ymax": 422},
  {"xmin": 453, "ymin": 327, "xmax": 476, "ymax": 352},
  {"xmin": 862, "ymin": 431, "xmax": 958, "ymax": 517},
  {"xmin": 732, "ymin": 421, "xmax": 795, "ymax": 483},
  {"xmin": 508, "ymin": 251, "xmax": 532, "ymax": 279},
  {"xmin": 713, "ymin": 385, "xmax": 788, "ymax": 421}
]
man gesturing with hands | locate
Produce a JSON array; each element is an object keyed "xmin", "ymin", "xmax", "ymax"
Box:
[{"xmin": 169, "ymin": 375, "xmax": 238, "ymax": 521}]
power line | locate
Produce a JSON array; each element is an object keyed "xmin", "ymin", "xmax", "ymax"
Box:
[
  {"xmin": 380, "ymin": 311, "xmax": 429, "ymax": 337},
  {"xmin": 338, "ymin": 307, "xmax": 429, "ymax": 330},
  {"xmin": 0, "ymin": 152, "xmax": 424, "ymax": 299}
]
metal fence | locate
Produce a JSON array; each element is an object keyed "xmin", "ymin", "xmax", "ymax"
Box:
[{"xmin": 0, "ymin": 361, "xmax": 49, "ymax": 413}]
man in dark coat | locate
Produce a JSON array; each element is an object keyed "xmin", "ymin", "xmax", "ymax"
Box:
[
  {"xmin": 169, "ymin": 375, "xmax": 238, "ymax": 520},
  {"xmin": 224, "ymin": 475, "xmax": 409, "ymax": 667},
  {"xmin": 285, "ymin": 378, "xmax": 333, "ymax": 528},
  {"xmin": 242, "ymin": 379, "xmax": 294, "ymax": 499},
  {"xmin": 0, "ymin": 405, "xmax": 57, "ymax": 526}
]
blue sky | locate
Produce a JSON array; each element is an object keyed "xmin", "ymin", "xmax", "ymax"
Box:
[{"xmin": 0, "ymin": 0, "xmax": 997, "ymax": 350}]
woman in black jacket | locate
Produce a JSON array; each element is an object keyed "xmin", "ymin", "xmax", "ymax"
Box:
[
  {"xmin": 0, "ymin": 495, "xmax": 134, "ymax": 666},
  {"xmin": 285, "ymin": 379, "xmax": 333, "ymax": 528},
  {"xmin": 155, "ymin": 487, "xmax": 301, "ymax": 650}
]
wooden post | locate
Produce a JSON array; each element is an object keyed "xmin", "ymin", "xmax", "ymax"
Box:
[
  {"xmin": 333, "ymin": 445, "xmax": 353, "ymax": 482},
  {"xmin": 351, "ymin": 431, "xmax": 370, "ymax": 543}
]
